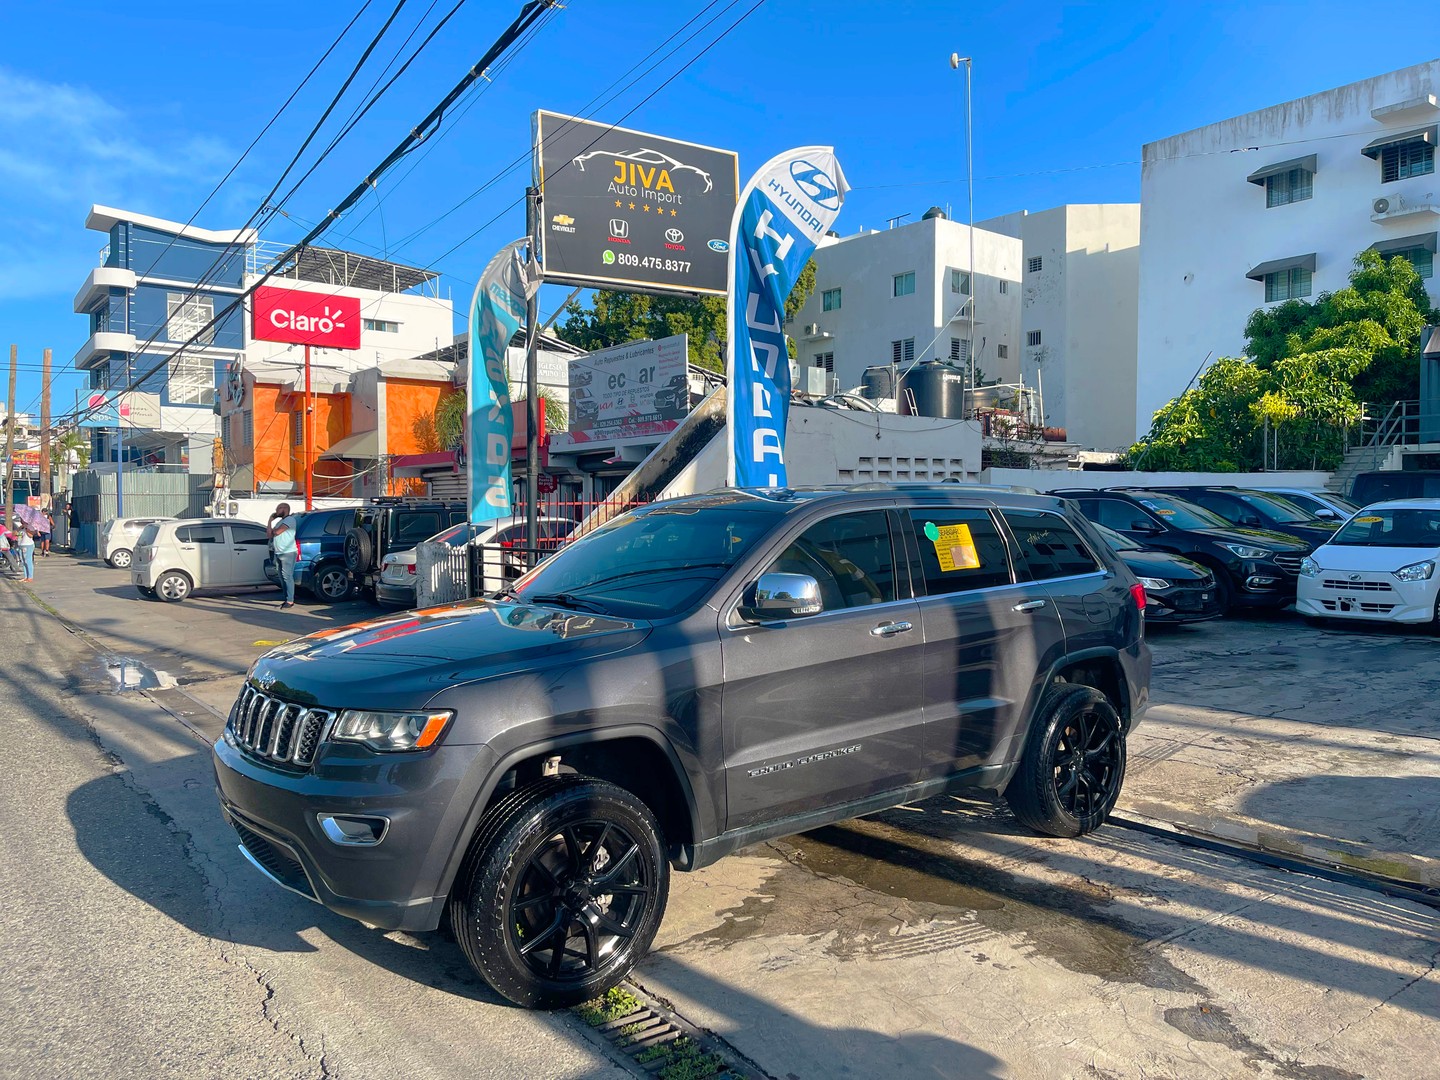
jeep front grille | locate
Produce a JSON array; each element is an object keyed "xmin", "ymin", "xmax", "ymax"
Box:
[{"xmin": 228, "ymin": 684, "xmax": 333, "ymax": 768}]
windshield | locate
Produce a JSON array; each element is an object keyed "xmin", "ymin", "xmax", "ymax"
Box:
[
  {"xmin": 512, "ymin": 500, "xmax": 784, "ymax": 617},
  {"xmin": 1135, "ymin": 495, "xmax": 1231, "ymax": 530},
  {"xmin": 428, "ymin": 522, "xmax": 481, "ymax": 547},
  {"xmin": 1092, "ymin": 523, "xmax": 1142, "ymax": 551},
  {"xmin": 1329, "ymin": 507, "xmax": 1440, "ymax": 547},
  {"xmin": 1237, "ymin": 491, "xmax": 1321, "ymax": 524}
]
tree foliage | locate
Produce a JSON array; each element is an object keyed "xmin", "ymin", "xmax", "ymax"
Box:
[
  {"xmin": 556, "ymin": 259, "xmax": 817, "ymax": 372},
  {"xmin": 1132, "ymin": 251, "xmax": 1438, "ymax": 471}
]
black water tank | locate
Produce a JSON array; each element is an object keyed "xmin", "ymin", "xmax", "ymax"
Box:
[
  {"xmin": 860, "ymin": 365, "xmax": 896, "ymax": 400},
  {"xmin": 898, "ymin": 360, "xmax": 967, "ymax": 418}
]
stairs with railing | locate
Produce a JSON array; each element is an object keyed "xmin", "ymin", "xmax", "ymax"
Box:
[{"xmin": 1327, "ymin": 400, "xmax": 1440, "ymax": 493}]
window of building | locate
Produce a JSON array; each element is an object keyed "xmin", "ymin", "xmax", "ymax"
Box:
[
  {"xmin": 907, "ymin": 509, "xmax": 1013, "ymax": 594},
  {"xmin": 997, "ymin": 344, "xmax": 1009, "ymax": 359},
  {"xmin": 1026, "ymin": 330, "xmax": 1043, "ymax": 347},
  {"xmin": 1027, "ymin": 256, "xmax": 1043, "ymax": 274},
  {"xmin": 1265, "ymin": 167, "xmax": 1313, "ymax": 207},
  {"xmin": 166, "ymin": 293, "xmax": 215, "ymax": 345},
  {"xmin": 292, "ymin": 410, "xmax": 304, "ymax": 447},
  {"xmin": 821, "ymin": 288, "xmax": 842, "ymax": 311},
  {"xmin": 950, "ymin": 269, "xmax": 971, "ymax": 294},
  {"xmin": 168, "ymin": 352, "xmax": 215, "ymax": 406},
  {"xmin": 1264, "ymin": 267, "xmax": 1312, "ymax": 302},
  {"xmin": 999, "ymin": 280, "xmax": 1010, "ymax": 294},
  {"xmin": 893, "ymin": 271, "xmax": 916, "ymax": 297},
  {"xmin": 813, "ymin": 351, "xmax": 834, "ymax": 372},
  {"xmin": 949, "ymin": 338, "xmax": 970, "ymax": 363},
  {"xmin": 90, "ymin": 304, "xmax": 109, "ymax": 334},
  {"xmin": 1386, "ymin": 247, "xmax": 1435, "ymax": 279},
  {"xmin": 765, "ymin": 511, "xmax": 898, "ymax": 611},
  {"xmin": 243, "ymin": 410, "xmax": 254, "ymax": 448},
  {"xmin": 891, "ymin": 338, "xmax": 916, "ymax": 364},
  {"xmin": 363, "ymin": 318, "xmax": 400, "ymax": 333},
  {"xmin": 1381, "ymin": 141, "xmax": 1435, "ymax": 184}
]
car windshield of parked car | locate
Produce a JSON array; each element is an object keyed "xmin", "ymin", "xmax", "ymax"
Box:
[
  {"xmin": 1134, "ymin": 495, "xmax": 1229, "ymax": 530},
  {"xmin": 427, "ymin": 522, "xmax": 481, "ymax": 548},
  {"xmin": 1093, "ymin": 523, "xmax": 1142, "ymax": 551},
  {"xmin": 512, "ymin": 501, "xmax": 783, "ymax": 617},
  {"xmin": 1236, "ymin": 492, "xmax": 1319, "ymax": 524},
  {"xmin": 1325, "ymin": 494, "xmax": 1360, "ymax": 514},
  {"xmin": 1328, "ymin": 507, "xmax": 1440, "ymax": 547}
]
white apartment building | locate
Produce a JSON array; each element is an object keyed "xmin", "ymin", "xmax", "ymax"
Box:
[
  {"xmin": 786, "ymin": 211, "xmax": 1023, "ymax": 396},
  {"xmin": 1137, "ymin": 59, "xmax": 1440, "ymax": 438},
  {"xmin": 979, "ymin": 205, "xmax": 1141, "ymax": 450}
]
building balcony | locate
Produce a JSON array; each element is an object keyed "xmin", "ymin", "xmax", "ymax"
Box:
[
  {"xmin": 73, "ymin": 331, "xmax": 136, "ymax": 370},
  {"xmin": 1370, "ymin": 196, "xmax": 1438, "ymax": 225},
  {"xmin": 73, "ymin": 266, "xmax": 136, "ymax": 314}
]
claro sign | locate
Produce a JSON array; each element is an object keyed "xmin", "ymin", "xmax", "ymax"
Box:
[{"xmin": 252, "ymin": 285, "xmax": 361, "ymax": 349}]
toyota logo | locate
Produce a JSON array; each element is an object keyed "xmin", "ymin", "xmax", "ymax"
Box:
[
  {"xmin": 790, "ymin": 160, "xmax": 840, "ymax": 209},
  {"xmin": 665, "ymin": 228, "xmax": 684, "ymax": 243}
]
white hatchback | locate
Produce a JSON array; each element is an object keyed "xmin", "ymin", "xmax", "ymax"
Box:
[
  {"xmin": 101, "ymin": 515, "xmax": 175, "ymax": 568},
  {"xmin": 131, "ymin": 519, "xmax": 278, "ymax": 602},
  {"xmin": 1297, "ymin": 499, "xmax": 1440, "ymax": 626}
]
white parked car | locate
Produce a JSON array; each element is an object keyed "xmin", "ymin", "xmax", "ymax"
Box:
[
  {"xmin": 100, "ymin": 516, "xmax": 175, "ymax": 568},
  {"xmin": 1297, "ymin": 499, "xmax": 1440, "ymax": 626},
  {"xmin": 1255, "ymin": 488, "xmax": 1360, "ymax": 523},
  {"xmin": 376, "ymin": 515, "xmax": 578, "ymax": 607},
  {"xmin": 131, "ymin": 519, "xmax": 277, "ymax": 602}
]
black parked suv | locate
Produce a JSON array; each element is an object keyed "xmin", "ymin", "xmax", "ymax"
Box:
[
  {"xmin": 213, "ymin": 486, "xmax": 1150, "ymax": 1008},
  {"xmin": 1143, "ymin": 487, "xmax": 1339, "ymax": 548},
  {"xmin": 1056, "ymin": 488, "xmax": 1309, "ymax": 613},
  {"xmin": 263, "ymin": 507, "xmax": 359, "ymax": 601},
  {"xmin": 343, "ymin": 498, "xmax": 468, "ymax": 598}
]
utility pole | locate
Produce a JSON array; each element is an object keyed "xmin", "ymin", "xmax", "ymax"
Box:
[
  {"xmin": 4, "ymin": 344, "xmax": 16, "ymax": 522},
  {"xmin": 40, "ymin": 347, "xmax": 52, "ymax": 504}
]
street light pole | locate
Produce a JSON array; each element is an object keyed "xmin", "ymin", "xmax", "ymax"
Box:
[{"xmin": 950, "ymin": 53, "xmax": 975, "ymax": 408}]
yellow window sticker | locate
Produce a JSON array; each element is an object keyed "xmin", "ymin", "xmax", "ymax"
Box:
[
  {"xmin": 924, "ymin": 521, "xmax": 982, "ymax": 572},
  {"xmin": 1354, "ymin": 515, "xmax": 1383, "ymax": 523}
]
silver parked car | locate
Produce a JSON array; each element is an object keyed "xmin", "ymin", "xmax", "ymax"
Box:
[{"xmin": 100, "ymin": 516, "xmax": 175, "ymax": 568}]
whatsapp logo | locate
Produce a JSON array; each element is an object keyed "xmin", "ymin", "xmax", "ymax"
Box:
[{"xmin": 602, "ymin": 250, "xmax": 615, "ymax": 265}]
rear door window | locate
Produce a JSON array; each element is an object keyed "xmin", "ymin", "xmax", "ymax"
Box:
[
  {"xmin": 907, "ymin": 509, "xmax": 1013, "ymax": 596},
  {"xmin": 323, "ymin": 512, "xmax": 353, "ymax": 536},
  {"xmin": 391, "ymin": 512, "xmax": 442, "ymax": 547},
  {"xmin": 176, "ymin": 524, "xmax": 225, "ymax": 544},
  {"xmin": 231, "ymin": 524, "xmax": 268, "ymax": 546},
  {"xmin": 1003, "ymin": 510, "xmax": 1101, "ymax": 580}
]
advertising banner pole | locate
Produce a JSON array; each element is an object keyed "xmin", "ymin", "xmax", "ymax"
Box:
[{"xmin": 524, "ymin": 185, "xmax": 541, "ymax": 553}]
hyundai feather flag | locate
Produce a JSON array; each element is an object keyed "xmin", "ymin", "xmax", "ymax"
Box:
[
  {"xmin": 467, "ymin": 239, "xmax": 540, "ymax": 523},
  {"xmin": 726, "ymin": 147, "xmax": 848, "ymax": 487}
]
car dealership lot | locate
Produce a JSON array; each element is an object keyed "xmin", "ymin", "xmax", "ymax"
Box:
[{"xmin": 5, "ymin": 557, "xmax": 1437, "ymax": 1080}]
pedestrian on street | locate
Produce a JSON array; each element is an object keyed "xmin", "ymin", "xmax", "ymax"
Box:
[
  {"xmin": 0, "ymin": 526, "xmax": 17, "ymax": 576},
  {"xmin": 269, "ymin": 502, "xmax": 298, "ymax": 609},
  {"xmin": 40, "ymin": 511, "xmax": 53, "ymax": 557},
  {"xmin": 16, "ymin": 525, "xmax": 36, "ymax": 582}
]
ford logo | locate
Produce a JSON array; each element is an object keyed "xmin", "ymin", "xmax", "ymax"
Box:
[
  {"xmin": 790, "ymin": 160, "xmax": 840, "ymax": 210},
  {"xmin": 707, "ymin": 239, "xmax": 729, "ymax": 252}
]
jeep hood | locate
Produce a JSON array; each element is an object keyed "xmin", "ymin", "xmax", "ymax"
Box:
[{"xmin": 246, "ymin": 599, "xmax": 649, "ymax": 710}]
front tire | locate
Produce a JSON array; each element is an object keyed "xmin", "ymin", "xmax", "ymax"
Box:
[
  {"xmin": 1006, "ymin": 683, "xmax": 1127, "ymax": 838},
  {"xmin": 450, "ymin": 777, "xmax": 669, "ymax": 1009},
  {"xmin": 109, "ymin": 548, "xmax": 132, "ymax": 569},
  {"xmin": 156, "ymin": 571, "xmax": 192, "ymax": 603}
]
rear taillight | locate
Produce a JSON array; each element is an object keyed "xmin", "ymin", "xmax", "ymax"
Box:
[
  {"xmin": 1130, "ymin": 583, "xmax": 1147, "ymax": 612},
  {"xmin": 406, "ymin": 565, "xmax": 416, "ymax": 575}
]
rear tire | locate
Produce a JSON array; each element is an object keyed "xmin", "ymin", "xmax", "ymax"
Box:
[
  {"xmin": 109, "ymin": 548, "xmax": 132, "ymax": 569},
  {"xmin": 450, "ymin": 776, "xmax": 669, "ymax": 1009},
  {"xmin": 314, "ymin": 564, "xmax": 352, "ymax": 601},
  {"xmin": 1006, "ymin": 682, "xmax": 1127, "ymax": 838},
  {"xmin": 343, "ymin": 528, "xmax": 373, "ymax": 574},
  {"xmin": 156, "ymin": 571, "xmax": 192, "ymax": 603}
]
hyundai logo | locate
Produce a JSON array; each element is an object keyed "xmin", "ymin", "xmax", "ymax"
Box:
[
  {"xmin": 665, "ymin": 228, "xmax": 684, "ymax": 243},
  {"xmin": 609, "ymin": 218, "xmax": 629, "ymax": 239},
  {"xmin": 790, "ymin": 160, "xmax": 840, "ymax": 209},
  {"xmin": 1349, "ymin": 573, "xmax": 1362, "ymax": 581},
  {"xmin": 707, "ymin": 238, "xmax": 729, "ymax": 252}
]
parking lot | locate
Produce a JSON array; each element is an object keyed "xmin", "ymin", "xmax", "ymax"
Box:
[{"xmin": 4, "ymin": 556, "xmax": 1437, "ymax": 1079}]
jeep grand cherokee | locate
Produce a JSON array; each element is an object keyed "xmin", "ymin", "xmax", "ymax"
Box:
[{"xmin": 213, "ymin": 486, "xmax": 1150, "ymax": 1008}]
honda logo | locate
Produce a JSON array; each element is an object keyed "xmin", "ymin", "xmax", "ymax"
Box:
[{"xmin": 609, "ymin": 218, "xmax": 629, "ymax": 239}]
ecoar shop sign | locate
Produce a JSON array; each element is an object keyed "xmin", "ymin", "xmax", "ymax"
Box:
[{"xmin": 252, "ymin": 284, "xmax": 361, "ymax": 349}]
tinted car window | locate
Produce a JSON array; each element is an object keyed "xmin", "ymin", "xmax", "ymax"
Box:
[
  {"xmin": 392, "ymin": 512, "xmax": 442, "ymax": 546},
  {"xmin": 176, "ymin": 524, "xmax": 225, "ymax": 544},
  {"xmin": 766, "ymin": 511, "xmax": 897, "ymax": 611},
  {"xmin": 1084, "ymin": 498, "xmax": 1156, "ymax": 532},
  {"xmin": 1004, "ymin": 510, "xmax": 1101, "ymax": 580},
  {"xmin": 1237, "ymin": 492, "xmax": 1313, "ymax": 523},
  {"xmin": 324, "ymin": 512, "xmax": 354, "ymax": 535},
  {"xmin": 908, "ymin": 509, "xmax": 1012, "ymax": 595},
  {"xmin": 1132, "ymin": 495, "xmax": 1230, "ymax": 530},
  {"xmin": 232, "ymin": 524, "xmax": 269, "ymax": 546}
]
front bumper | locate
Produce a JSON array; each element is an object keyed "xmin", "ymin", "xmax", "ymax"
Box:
[
  {"xmin": 1297, "ymin": 573, "xmax": 1438, "ymax": 624},
  {"xmin": 212, "ymin": 731, "xmax": 495, "ymax": 932},
  {"xmin": 1229, "ymin": 559, "xmax": 1297, "ymax": 606}
]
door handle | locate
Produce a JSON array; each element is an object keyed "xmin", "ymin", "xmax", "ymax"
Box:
[
  {"xmin": 871, "ymin": 620, "xmax": 914, "ymax": 637},
  {"xmin": 1012, "ymin": 599, "xmax": 1047, "ymax": 613}
]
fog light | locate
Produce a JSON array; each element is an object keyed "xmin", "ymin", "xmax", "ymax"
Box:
[
  {"xmin": 1246, "ymin": 575, "xmax": 1280, "ymax": 588},
  {"xmin": 317, "ymin": 813, "xmax": 389, "ymax": 846}
]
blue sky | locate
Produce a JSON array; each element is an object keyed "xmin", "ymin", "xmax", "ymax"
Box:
[{"xmin": 2, "ymin": 0, "xmax": 1436, "ymax": 420}]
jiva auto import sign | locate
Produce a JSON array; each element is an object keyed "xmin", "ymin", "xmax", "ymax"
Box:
[{"xmin": 252, "ymin": 284, "xmax": 361, "ymax": 349}]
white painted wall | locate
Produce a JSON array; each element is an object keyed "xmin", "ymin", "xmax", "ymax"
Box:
[
  {"xmin": 1138, "ymin": 60, "xmax": 1440, "ymax": 438},
  {"xmin": 787, "ymin": 216, "xmax": 1022, "ymax": 394},
  {"xmin": 981, "ymin": 467, "xmax": 1332, "ymax": 492}
]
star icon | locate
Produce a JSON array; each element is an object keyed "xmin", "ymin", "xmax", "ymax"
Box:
[
  {"xmin": 614, "ymin": 199, "xmax": 622, "ymax": 207},
  {"xmin": 643, "ymin": 204, "xmax": 651, "ymax": 212},
  {"xmin": 669, "ymin": 208, "xmax": 678, "ymax": 217},
  {"xmin": 628, "ymin": 201, "xmax": 636, "ymax": 210}
]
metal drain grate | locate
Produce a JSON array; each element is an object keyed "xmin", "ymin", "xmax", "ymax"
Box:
[{"xmin": 574, "ymin": 983, "xmax": 762, "ymax": 1079}]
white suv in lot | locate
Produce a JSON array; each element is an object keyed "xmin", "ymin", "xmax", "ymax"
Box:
[
  {"xmin": 1297, "ymin": 499, "xmax": 1440, "ymax": 626},
  {"xmin": 132, "ymin": 519, "xmax": 276, "ymax": 602}
]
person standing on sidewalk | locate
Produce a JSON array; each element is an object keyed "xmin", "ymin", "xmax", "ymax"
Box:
[
  {"xmin": 40, "ymin": 511, "xmax": 54, "ymax": 557},
  {"xmin": 16, "ymin": 525, "xmax": 36, "ymax": 582},
  {"xmin": 269, "ymin": 503, "xmax": 298, "ymax": 608}
]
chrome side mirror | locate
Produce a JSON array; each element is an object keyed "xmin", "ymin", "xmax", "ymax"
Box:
[
  {"xmin": 741, "ymin": 573, "xmax": 823, "ymax": 622},
  {"xmin": 1314, "ymin": 508, "xmax": 1337, "ymax": 520}
]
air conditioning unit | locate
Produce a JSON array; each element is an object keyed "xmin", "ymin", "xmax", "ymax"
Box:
[
  {"xmin": 804, "ymin": 323, "xmax": 821, "ymax": 336},
  {"xmin": 1373, "ymin": 196, "xmax": 1395, "ymax": 215}
]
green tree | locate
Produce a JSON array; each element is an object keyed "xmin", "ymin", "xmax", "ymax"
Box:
[
  {"xmin": 556, "ymin": 259, "xmax": 818, "ymax": 371},
  {"xmin": 50, "ymin": 429, "xmax": 91, "ymax": 471}
]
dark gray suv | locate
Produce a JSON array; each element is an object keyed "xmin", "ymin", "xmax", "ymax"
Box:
[{"xmin": 213, "ymin": 486, "xmax": 1150, "ymax": 1008}]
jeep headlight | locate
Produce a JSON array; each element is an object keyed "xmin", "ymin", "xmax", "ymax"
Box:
[
  {"xmin": 1137, "ymin": 577, "xmax": 1170, "ymax": 591},
  {"xmin": 1220, "ymin": 543, "xmax": 1271, "ymax": 560},
  {"xmin": 1298, "ymin": 556, "xmax": 1320, "ymax": 578},
  {"xmin": 1393, "ymin": 560, "xmax": 1435, "ymax": 583},
  {"xmin": 332, "ymin": 709, "xmax": 453, "ymax": 752}
]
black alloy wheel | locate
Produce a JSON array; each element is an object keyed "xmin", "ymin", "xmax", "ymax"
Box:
[
  {"xmin": 1006, "ymin": 682, "xmax": 1127, "ymax": 838},
  {"xmin": 451, "ymin": 777, "xmax": 669, "ymax": 1009}
]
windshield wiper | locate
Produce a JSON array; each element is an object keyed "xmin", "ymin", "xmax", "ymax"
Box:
[
  {"xmin": 575, "ymin": 562, "xmax": 734, "ymax": 590},
  {"xmin": 522, "ymin": 592, "xmax": 612, "ymax": 614}
]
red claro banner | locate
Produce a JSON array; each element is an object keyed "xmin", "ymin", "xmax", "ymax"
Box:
[{"xmin": 252, "ymin": 284, "xmax": 361, "ymax": 349}]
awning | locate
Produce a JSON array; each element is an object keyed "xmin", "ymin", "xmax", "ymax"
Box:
[
  {"xmin": 1370, "ymin": 232, "xmax": 1438, "ymax": 256},
  {"xmin": 1246, "ymin": 154, "xmax": 1317, "ymax": 186},
  {"xmin": 389, "ymin": 450, "xmax": 456, "ymax": 478},
  {"xmin": 319, "ymin": 429, "xmax": 379, "ymax": 460},
  {"xmin": 1246, "ymin": 253, "xmax": 1316, "ymax": 280},
  {"xmin": 1361, "ymin": 125, "xmax": 1437, "ymax": 159}
]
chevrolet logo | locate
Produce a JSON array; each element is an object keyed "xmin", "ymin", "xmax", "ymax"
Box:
[{"xmin": 551, "ymin": 214, "xmax": 575, "ymax": 226}]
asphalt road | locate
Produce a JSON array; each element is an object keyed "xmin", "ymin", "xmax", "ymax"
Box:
[{"xmin": 3, "ymin": 556, "xmax": 1437, "ymax": 1079}]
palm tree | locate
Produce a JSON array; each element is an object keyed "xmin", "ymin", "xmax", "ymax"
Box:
[{"xmin": 50, "ymin": 429, "xmax": 91, "ymax": 471}]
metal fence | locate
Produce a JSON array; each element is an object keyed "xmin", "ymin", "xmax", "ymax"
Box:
[
  {"xmin": 69, "ymin": 470, "xmax": 211, "ymax": 554},
  {"xmin": 415, "ymin": 541, "xmax": 554, "ymax": 608}
]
